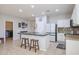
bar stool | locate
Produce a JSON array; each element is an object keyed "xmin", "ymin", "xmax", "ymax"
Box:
[
  {"xmin": 0, "ymin": 38, "xmax": 4, "ymax": 44},
  {"xmin": 20, "ymin": 38, "xmax": 29, "ymax": 49},
  {"xmin": 29, "ymin": 39, "xmax": 39, "ymax": 52}
]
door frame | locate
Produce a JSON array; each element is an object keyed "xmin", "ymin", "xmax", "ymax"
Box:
[{"xmin": 4, "ymin": 20, "xmax": 13, "ymax": 43}]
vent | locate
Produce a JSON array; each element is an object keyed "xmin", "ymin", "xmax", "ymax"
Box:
[{"xmin": 70, "ymin": 19, "xmax": 79, "ymax": 28}]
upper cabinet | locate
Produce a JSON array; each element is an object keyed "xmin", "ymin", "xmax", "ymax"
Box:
[
  {"xmin": 57, "ymin": 20, "xmax": 70, "ymax": 27},
  {"xmin": 57, "ymin": 20, "xmax": 64, "ymax": 27},
  {"xmin": 35, "ymin": 16, "xmax": 47, "ymax": 33},
  {"xmin": 71, "ymin": 4, "xmax": 79, "ymax": 26}
]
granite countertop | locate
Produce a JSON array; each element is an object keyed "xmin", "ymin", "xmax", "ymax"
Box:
[{"xmin": 18, "ymin": 31, "xmax": 55, "ymax": 36}]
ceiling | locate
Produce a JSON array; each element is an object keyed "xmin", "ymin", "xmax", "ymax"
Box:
[{"xmin": 0, "ymin": 4, "xmax": 75, "ymax": 19}]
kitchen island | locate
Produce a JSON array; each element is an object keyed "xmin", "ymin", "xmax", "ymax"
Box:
[{"xmin": 19, "ymin": 32, "xmax": 56, "ymax": 51}]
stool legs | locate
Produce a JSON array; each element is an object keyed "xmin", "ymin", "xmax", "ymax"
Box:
[
  {"xmin": 29, "ymin": 39, "xmax": 39, "ymax": 53},
  {"xmin": 27, "ymin": 39, "xmax": 29, "ymax": 46},
  {"xmin": 37, "ymin": 41, "xmax": 39, "ymax": 50},
  {"xmin": 20, "ymin": 38, "xmax": 29, "ymax": 49},
  {"xmin": 35, "ymin": 41, "xmax": 37, "ymax": 52},
  {"xmin": 20, "ymin": 39, "xmax": 23, "ymax": 47},
  {"xmin": 29, "ymin": 40, "xmax": 34, "ymax": 50},
  {"xmin": 20, "ymin": 38, "xmax": 39, "ymax": 53},
  {"xmin": 34, "ymin": 40, "xmax": 39, "ymax": 52},
  {"xmin": 29, "ymin": 40, "xmax": 32, "ymax": 51},
  {"xmin": 24, "ymin": 39, "xmax": 26, "ymax": 49}
]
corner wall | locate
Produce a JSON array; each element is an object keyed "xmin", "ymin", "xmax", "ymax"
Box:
[{"xmin": 0, "ymin": 15, "xmax": 27, "ymax": 42}]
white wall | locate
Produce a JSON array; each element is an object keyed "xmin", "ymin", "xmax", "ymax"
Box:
[
  {"xmin": 27, "ymin": 17, "xmax": 35, "ymax": 32},
  {"xmin": 13, "ymin": 18, "xmax": 27, "ymax": 40},
  {"xmin": 0, "ymin": 15, "xmax": 27, "ymax": 42},
  {"xmin": 27, "ymin": 20, "xmax": 35, "ymax": 32}
]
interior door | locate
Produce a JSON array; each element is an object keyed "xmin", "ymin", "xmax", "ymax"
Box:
[{"xmin": 5, "ymin": 21, "xmax": 13, "ymax": 42}]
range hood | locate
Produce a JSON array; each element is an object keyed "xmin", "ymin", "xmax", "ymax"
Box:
[{"xmin": 70, "ymin": 20, "xmax": 79, "ymax": 28}]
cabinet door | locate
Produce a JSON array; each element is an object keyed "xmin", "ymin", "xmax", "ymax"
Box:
[
  {"xmin": 57, "ymin": 20, "xmax": 64, "ymax": 27},
  {"xmin": 64, "ymin": 20, "xmax": 70, "ymax": 27},
  {"xmin": 46, "ymin": 24, "xmax": 50, "ymax": 32},
  {"xmin": 50, "ymin": 24, "xmax": 55, "ymax": 32},
  {"xmin": 49, "ymin": 36, "xmax": 55, "ymax": 41},
  {"xmin": 46, "ymin": 23, "xmax": 56, "ymax": 33},
  {"xmin": 57, "ymin": 33, "xmax": 65, "ymax": 42},
  {"xmin": 35, "ymin": 16, "xmax": 47, "ymax": 33},
  {"xmin": 57, "ymin": 20, "xmax": 70, "ymax": 27}
]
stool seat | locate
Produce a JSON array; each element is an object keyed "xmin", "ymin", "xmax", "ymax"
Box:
[
  {"xmin": 29, "ymin": 39, "xmax": 39, "ymax": 52},
  {"xmin": 20, "ymin": 38, "xmax": 29, "ymax": 49}
]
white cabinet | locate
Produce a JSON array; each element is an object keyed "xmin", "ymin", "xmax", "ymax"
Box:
[
  {"xmin": 46, "ymin": 23, "xmax": 56, "ymax": 33},
  {"xmin": 50, "ymin": 24, "xmax": 55, "ymax": 32},
  {"xmin": 57, "ymin": 20, "xmax": 64, "ymax": 27},
  {"xmin": 46, "ymin": 24, "xmax": 50, "ymax": 32},
  {"xmin": 57, "ymin": 20, "xmax": 70, "ymax": 27},
  {"xmin": 64, "ymin": 20, "xmax": 70, "ymax": 27},
  {"xmin": 35, "ymin": 16, "xmax": 47, "ymax": 33},
  {"xmin": 57, "ymin": 33, "xmax": 65, "ymax": 42},
  {"xmin": 49, "ymin": 36, "xmax": 55, "ymax": 41},
  {"xmin": 46, "ymin": 23, "xmax": 56, "ymax": 41},
  {"xmin": 66, "ymin": 40, "xmax": 79, "ymax": 54}
]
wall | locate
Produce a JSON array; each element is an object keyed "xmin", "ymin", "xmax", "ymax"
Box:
[
  {"xmin": 0, "ymin": 15, "xmax": 27, "ymax": 42},
  {"xmin": 26, "ymin": 17, "xmax": 35, "ymax": 32}
]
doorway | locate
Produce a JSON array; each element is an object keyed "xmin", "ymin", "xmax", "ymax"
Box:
[{"xmin": 5, "ymin": 21, "xmax": 13, "ymax": 44}]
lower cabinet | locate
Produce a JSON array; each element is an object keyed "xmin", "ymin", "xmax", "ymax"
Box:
[
  {"xmin": 57, "ymin": 33, "xmax": 65, "ymax": 42},
  {"xmin": 49, "ymin": 36, "xmax": 55, "ymax": 42}
]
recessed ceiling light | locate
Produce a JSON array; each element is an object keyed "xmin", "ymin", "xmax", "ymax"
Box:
[
  {"xmin": 31, "ymin": 5, "xmax": 35, "ymax": 8},
  {"xmin": 32, "ymin": 14, "xmax": 35, "ymax": 17},
  {"xmin": 19, "ymin": 9, "xmax": 23, "ymax": 12},
  {"xmin": 55, "ymin": 9, "xmax": 59, "ymax": 12}
]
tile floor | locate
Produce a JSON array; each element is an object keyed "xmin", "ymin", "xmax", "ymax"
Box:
[
  {"xmin": 0, "ymin": 38, "xmax": 65, "ymax": 55},
  {"xmin": 1, "ymin": 35, "xmax": 79, "ymax": 55}
]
